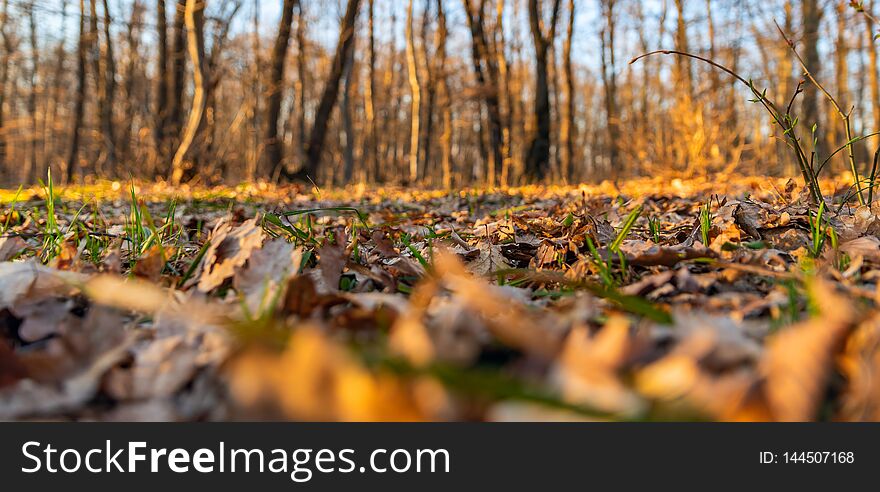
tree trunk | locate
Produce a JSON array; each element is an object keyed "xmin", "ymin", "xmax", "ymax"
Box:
[
  {"xmin": 342, "ymin": 43, "xmax": 356, "ymax": 184},
  {"xmin": 462, "ymin": 0, "xmax": 504, "ymax": 186},
  {"xmin": 27, "ymin": 1, "xmax": 39, "ymax": 183},
  {"xmin": 155, "ymin": 0, "xmax": 169, "ymax": 157},
  {"xmin": 705, "ymin": 0, "xmax": 718, "ymax": 93},
  {"xmin": 121, "ymin": 1, "xmax": 144, "ymax": 168},
  {"xmin": 295, "ymin": 3, "xmax": 308, "ymax": 169},
  {"xmin": 100, "ymin": 0, "xmax": 118, "ymax": 172},
  {"xmin": 833, "ymin": 1, "xmax": 849, "ymax": 152},
  {"xmin": 170, "ymin": 0, "xmax": 207, "ymax": 185},
  {"xmin": 495, "ymin": 0, "xmax": 513, "ymax": 185},
  {"xmin": 867, "ymin": 0, "xmax": 880, "ymax": 133},
  {"xmin": 673, "ymin": 0, "xmax": 692, "ymax": 96},
  {"xmin": 801, "ymin": 0, "xmax": 822, "ymax": 159},
  {"xmin": 168, "ymin": 0, "xmax": 187, "ymax": 151},
  {"xmin": 67, "ymin": 0, "xmax": 88, "ymax": 183},
  {"xmin": 435, "ymin": 0, "xmax": 452, "ymax": 188},
  {"xmin": 524, "ymin": 0, "xmax": 561, "ymax": 182},
  {"xmin": 263, "ymin": 0, "xmax": 299, "ymax": 178},
  {"xmin": 0, "ymin": 0, "xmax": 9, "ymax": 174},
  {"xmin": 284, "ymin": 0, "xmax": 361, "ymax": 182},
  {"xmin": 405, "ymin": 0, "xmax": 421, "ymax": 183},
  {"xmin": 419, "ymin": 0, "xmax": 436, "ymax": 182},
  {"xmin": 600, "ymin": 0, "xmax": 618, "ymax": 181},
  {"xmin": 364, "ymin": 0, "xmax": 378, "ymax": 182},
  {"xmin": 560, "ymin": 0, "xmax": 575, "ymax": 183}
]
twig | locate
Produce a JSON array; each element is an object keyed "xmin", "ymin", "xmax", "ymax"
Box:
[{"xmin": 774, "ymin": 21, "xmax": 865, "ymax": 205}]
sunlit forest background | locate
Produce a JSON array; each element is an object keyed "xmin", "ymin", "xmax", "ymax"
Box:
[{"xmin": 0, "ymin": 0, "xmax": 876, "ymax": 188}]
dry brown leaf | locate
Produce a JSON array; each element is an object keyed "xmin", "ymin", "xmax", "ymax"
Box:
[
  {"xmin": 105, "ymin": 336, "xmax": 200, "ymax": 400},
  {"xmin": 836, "ymin": 314, "xmax": 880, "ymax": 421},
  {"xmin": 0, "ymin": 341, "xmax": 27, "ymax": 389},
  {"xmin": 552, "ymin": 317, "xmax": 646, "ymax": 416},
  {"xmin": 0, "ymin": 306, "xmax": 140, "ymax": 419},
  {"xmin": 316, "ymin": 228, "xmax": 347, "ymax": 293},
  {"xmin": 0, "ymin": 261, "xmax": 84, "ymax": 310},
  {"xmin": 228, "ymin": 327, "xmax": 426, "ymax": 421},
  {"xmin": 197, "ymin": 218, "xmax": 264, "ymax": 292},
  {"xmin": 840, "ymin": 236, "xmax": 880, "ymax": 262},
  {"xmin": 465, "ymin": 243, "xmax": 513, "ymax": 276},
  {"xmin": 85, "ymin": 274, "xmax": 229, "ymax": 323},
  {"xmin": 133, "ymin": 244, "xmax": 167, "ymax": 282},
  {"xmin": 761, "ymin": 280, "xmax": 857, "ymax": 421},
  {"xmin": 0, "ymin": 236, "xmax": 26, "ymax": 261},
  {"xmin": 233, "ymin": 238, "xmax": 302, "ymax": 315},
  {"xmin": 433, "ymin": 250, "xmax": 564, "ymax": 359}
]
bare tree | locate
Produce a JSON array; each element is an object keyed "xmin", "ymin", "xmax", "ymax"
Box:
[
  {"xmin": 405, "ymin": 0, "xmax": 421, "ymax": 182},
  {"xmin": 168, "ymin": 0, "xmax": 187, "ymax": 153},
  {"xmin": 364, "ymin": 0, "xmax": 378, "ymax": 181},
  {"xmin": 560, "ymin": 0, "xmax": 575, "ymax": 183},
  {"xmin": 284, "ymin": 0, "xmax": 361, "ymax": 182},
  {"xmin": 263, "ymin": 0, "xmax": 299, "ymax": 177},
  {"xmin": 100, "ymin": 0, "xmax": 118, "ymax": 171},
  {"xmin": 833, "ymin": 0, "xmax": 849, "ymax": 149},
  {"xmin": 121, "ymin": 1, "xmax": 145, "ymax": 167},
  {"xmin": 599, "ymin": 0, "xmax": 618, "ymax": 180},
  {"xmin": 341, "ymin": 37, "xmax": 356, "ymax": 183},
  {"xmin": 0, "ymin": 0, "xmax": 9, "ymax": 171},
  {"xmin": 419, "ymin": 0, "xmax": 436, "ymax": 181},
  {"xmin": 524, "ymin": 0, "xmax": 561, "ymax": 181},
  {"xmin": 801, "ymin": 0, "xmax": 822, "ymax": 158},
  {"xmin": 462, "ymin": 0, "xmax": 504, "ymax": 186},
  {"xmin": 435, "ymin": 0, "xmax": 452, "ymax": 188},
  {"xmin": 295, "ymin": 2, "xmax": 308, "ymax": 168},
  {"xmin": 170, "ymin": 0, "xmax": 207, "ymax": 185},
  {"xmin": 26, "ymin": 1, "xmax": 38, "ymax": 182},
  {"xmin": 867, "ymin": 0, "xmax": 880, "ymax": 133},
  {"xmin": 673, "ymin": 0, "xmax": 692, "ymax": 96},
  {"xmin": 155, "ymin": 0, "xmax": 169, "ymax": 157},
  {"xmin": 67, "ymin": 0, "xmax": 88, "ymax": 183},
  {"xmin": 494, "ymin": 0, "xmax": 513, "ymax": 185}
]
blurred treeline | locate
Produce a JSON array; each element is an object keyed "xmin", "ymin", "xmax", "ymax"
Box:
[{"xmin": 0, "ymin": 0, "xmax": 876, "ymax": 187}]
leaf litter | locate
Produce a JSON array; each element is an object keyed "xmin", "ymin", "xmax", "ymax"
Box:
[{"xmin": 1, "ymin": 175, "xmax": 880, "ymax": 421}]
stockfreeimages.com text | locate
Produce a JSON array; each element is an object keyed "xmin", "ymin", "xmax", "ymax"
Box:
[{"xmin": 21, "ymin": 441, "xmax": 451, "ymax": 483}]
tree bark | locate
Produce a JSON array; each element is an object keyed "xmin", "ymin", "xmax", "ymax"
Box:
[
  {"xmin": 155, "ymin": 0, "xmax": 169, "ymax": 157},
  {"xmin": 170, "ymin": 0, "xmax": 207, "ymax": 185},
  {"xmin": 100, "ymin": 0, "xmax": 118, "ymax": 172},
  {"xmin": 263, "ymin": 0, "xmax": 299, "ymax": 178},
  {"xmin": 599, "ymin": 0, "xmax": 618, "ymax": 182},
  {"xmin": 0, "ymin": 0, "xmax": 8, "ymax": 172},
  {"xmin": 405, "ymin": 0, "xmax": 421, "ymax": 183},
  {"xmin": 524, "ymin": 0, "xmax": 561, "ymax": 181},
  {"xmin": 168, "ymin": 0, "xmax": 187, "ymax": 150},
  {"xmin": 26, "ymin": 1, "xmax": 39, "ymax": 182},
  {"xmin": 295, "ymin": 3, "xmax": 308, "ymax": 169},
  {"xmin": 834, "ymin": 1, "xmax": 849, "ymax": 150},
  {"xmin": 435, "ymin": 0, "xmax": 452, "ymax": 188},
  {"xmin": 121, "ymin": 1, "xmax": 144, "ymax": 167},
  {"xmin": 867, "ymin": 0, "xmax": 880, "ymax": 133},
  {"xmin": 462, "ymin": 0, "xmax": 503, "ymax": 186},
  {"xmin": 67, "ymin": 0, "xmax": 88, "ymax": 183},
  {"xmin": 494, "ymin": 0, "xmax": 513, "ymax": 185},
  {"xmin": 419, "ymin": 0, "xmax": 436, "ymax": 182},
  {"xmin": 560, "ymin": 0, "xmax": 575, "ymax": 183},
  {"xmin": 801, "ymin": 0, "xmax": 822, "ymax": 159},
  {"xmin": 284, "ymin": 0, "xmax": 361, "ymax": 182},
  {"xmin": 673, "ymin": 0, "xmax": 692, "ymax": 96},
  {"xmin": 342, "ymin": 42, "xmax": 356, "ymax": 183}
]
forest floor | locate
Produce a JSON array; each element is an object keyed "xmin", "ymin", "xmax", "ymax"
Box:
[{"xmin": 2, "ymin": 173, "xmax": 880, "ymax": 421}]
